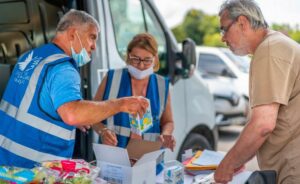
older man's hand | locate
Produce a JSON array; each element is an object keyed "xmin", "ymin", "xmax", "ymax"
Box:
[
  {"xmin": 214, "ymin": 161, "xmax": 235, "ymax": 184},
  {"xmin": 214, "ymin": 161, "xmax": 245, "ymax": 184},
  {"xmin": 120, "ymin": 96, "xmax": 149, "ymax": 117}
]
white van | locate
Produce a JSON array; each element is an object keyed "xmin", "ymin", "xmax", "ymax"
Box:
[
  {"xmin": 196, "ymin": 46, "xmax": 250, "ymax": 126},
  {"xmin": 0, "ymin": 0, "xmax": 217, "ymax": 161}
]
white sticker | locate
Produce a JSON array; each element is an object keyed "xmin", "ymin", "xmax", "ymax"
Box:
[{"xmin": 102, "ymin": 164, "xmax": 124, "ymax": 184}]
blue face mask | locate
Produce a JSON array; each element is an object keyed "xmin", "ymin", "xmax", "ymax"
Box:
[{"xmin": 71, "ymin": 32, "xmax": 91, "ymax": 67}]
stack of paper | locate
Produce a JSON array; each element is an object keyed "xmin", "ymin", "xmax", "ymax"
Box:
[
  {"xmin": 183, "ymin": 150, "xmax": 225, "ymax": 175},
  {"xmin": 192, "ymin": 150, "xmax": 225, "ymax": 166}
]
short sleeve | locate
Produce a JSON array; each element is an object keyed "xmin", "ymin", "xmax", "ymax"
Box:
[
  {"xmin": 47, "ymin": 62, "xmax": 82, "ymax": 110},
  {"xmin": 250, "ymin": 54, "xmax": 295, "ymax": 107}
]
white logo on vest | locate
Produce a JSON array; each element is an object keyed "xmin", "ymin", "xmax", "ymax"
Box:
[
  {"xmin": 14, "ymin": 51, "xmax": 42, "ymax": 85},
  {"xmin": 18, "ymin": 51, "xmax": 33, "ymax": 71}
]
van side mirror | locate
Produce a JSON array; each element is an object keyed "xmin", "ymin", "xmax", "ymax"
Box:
[{"xmin": 181, "ymin": 38, "xmax": 196, "ymax": 78}]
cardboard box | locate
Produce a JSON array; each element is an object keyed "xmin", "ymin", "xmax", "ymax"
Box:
[{"xmin": 93, "ymin": 140, "xmax": 163, "ymax": 184}]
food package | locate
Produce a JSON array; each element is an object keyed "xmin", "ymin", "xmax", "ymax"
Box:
[
  {"xmin": 164, "ymin": 160, "xmax": 184, "ymax": 184},
  {"xmin": 32, "ymin": 159, "xmax": 100, "ymax": 184},
  {"xmin": 129, "ymin": 99, "xmax": 153, "ymax": 135},
  {"xmin": 0, "ymin": 166, "xmax": 35, "ymax": 183}
]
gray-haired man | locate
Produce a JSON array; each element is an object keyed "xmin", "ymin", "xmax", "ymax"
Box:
[
  {"xmin": 0, "ymin": 9, "xmax": 148, "ymax": 168},
  {"xmin": 215, "ymin": 0, "xmax": 300, "ymax": 183}
]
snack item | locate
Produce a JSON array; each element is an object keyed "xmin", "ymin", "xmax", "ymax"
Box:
[
  {"xmin": 129, "ymin": 99, "xmax": 153, "ymax": 135},
  {"xmin": 0, "ymin": 160, "xmax": 100, "ymax": 184},
  {"xmin": 0, "ymin": 166, "xmax": 35, "ymax": 183},
  {"xmin": 35, "ymin": 159, "xmax": 100, "ymax": 184},
  {"xmin": 164, "ymin": 160, "xmax": 184, "ymax": 184}
]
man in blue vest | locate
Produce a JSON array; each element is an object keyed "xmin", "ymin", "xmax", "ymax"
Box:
[{"xmin": 0, "ymin": 9, "xmax": 148, "ymax": 168}]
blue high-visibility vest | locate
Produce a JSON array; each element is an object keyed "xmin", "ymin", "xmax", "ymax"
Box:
[
  {"xmin": 0, "ymin": 43, "xmax": 77, "ymax": 168},
  {"xmin": 102, "ymin": 68, "xmax": 169, "ymax": 148}
]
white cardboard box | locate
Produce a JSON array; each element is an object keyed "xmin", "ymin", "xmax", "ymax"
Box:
[{"xmin": 93, "ymin": 143, "xmax": 164, "ymax": 184}]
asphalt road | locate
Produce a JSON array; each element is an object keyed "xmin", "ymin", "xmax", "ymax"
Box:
[{"xmin": 217, "ymin": 125, "xmax": 259, "ymax": 171}]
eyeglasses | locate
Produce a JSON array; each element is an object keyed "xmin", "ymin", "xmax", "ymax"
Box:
[
  {"xmin": 220, "ymin": 18, "xmax": 238, "ymax": 36},
  {"xmin": 128, "ymin": 55, "xmax": 154, "ymax": 65}
]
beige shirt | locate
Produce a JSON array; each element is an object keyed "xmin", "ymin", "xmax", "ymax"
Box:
[{"xmin": 250, "ymin": 30, "xmax": 300, "ymax": 184}]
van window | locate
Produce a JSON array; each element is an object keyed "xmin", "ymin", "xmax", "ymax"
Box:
[
  {"xmin": 198, "ymin": 53, "xmax": 234, "ymax": 77},
  {"xmin": 109, "ymin": 0, "xmax": 167, "ymax": 74},
  {"xmin": 0, "ymin": 1, "xmax": 28, "ymax": 24},
  {"xmin": 143, "ymin": 3, "xmax": 167, "ymax": 74}
]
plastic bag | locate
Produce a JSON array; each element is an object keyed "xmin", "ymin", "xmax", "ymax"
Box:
[
  {"xmin": 0, "ymin": 166, "xmax": 35, "ymax": 183},
  {"xmin": 32, "ymin": 159, "xmax": 100, "ymax": 184}
]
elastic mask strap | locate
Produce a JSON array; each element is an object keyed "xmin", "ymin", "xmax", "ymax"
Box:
[{"xmin": 75, "ymin": 31, "xmax": 84, "ymax": 50}]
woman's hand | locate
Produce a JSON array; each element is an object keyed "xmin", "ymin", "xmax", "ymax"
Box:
[
  {"xmin": 100, "ymin": 128, "xmax": 118, "ymax": 146},
  {"xmin": 77, "ymin": 125, "xmax": 91, "ymax": 133},
  {"xmin": 159, "ymin": 134, "xmax": 176, "ymax": 151}
]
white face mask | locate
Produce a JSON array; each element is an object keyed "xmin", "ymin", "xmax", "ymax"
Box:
[{"xmin": 127, "ymin": 65, "xmax": 153, "ymax": 80}]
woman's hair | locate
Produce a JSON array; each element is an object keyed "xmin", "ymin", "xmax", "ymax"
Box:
[
  {"xmin": 56, "ymin": 9, "xmax": 100, "ymax": 32},
  {"xmin": 219, "ymin": 0, "xmax": 268, "ymax": 30},
  {"xmin": 126, "ymin": 33, "xmax": 160, "ymax": 72}
]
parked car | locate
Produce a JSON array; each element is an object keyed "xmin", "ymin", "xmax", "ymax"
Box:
[
  {"xmin": 196, "ymin": 46, "xmax": 250, "ymax": 126},
  {"xmin": 0, "ymin": 0, "xmax": 217, "ymax": 162}
]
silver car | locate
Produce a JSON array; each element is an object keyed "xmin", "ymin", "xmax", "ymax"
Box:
[{"xmin": 196, "ymin": 46, "xmax": 250, "ymax": 126}]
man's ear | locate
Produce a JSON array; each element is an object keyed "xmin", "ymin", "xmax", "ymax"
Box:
[
  {"xmin": 237, "ymin": 15, "xmax": 250, "ymax": 31},
  {"xmin": 67, "ymin": 27, "xmax": 77, "ymax": 42}
]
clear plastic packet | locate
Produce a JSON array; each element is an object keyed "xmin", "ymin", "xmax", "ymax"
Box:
[
  {"xmin": 0, "ymin": 166, "xmax": 35, "ymax": 183},
  {"xmin": 34, "ymin": 159, "xmax": 100, "ymax": 184},
  {"xmin": 129, "ymin": 98, "xmax": 153, "ymax": 135}
]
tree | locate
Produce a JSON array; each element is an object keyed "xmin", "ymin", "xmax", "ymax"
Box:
[
  {"xmin": 290, "ymin": 31, "xmax": 300, "ymax": 43},
  {"xmin": 172, "ymin": 25, "xmax": 186, "ymax": 43},
  {"xmin": 203, "ymin": 33, "xmax": 225, "ymax": 47},
  {"xmin": 271, "ymin": 23, "xmax": 300, "ymax": 43},
  {"xmin": 172, "ymin": 9, "xmax": 220, "ymax": 45}
]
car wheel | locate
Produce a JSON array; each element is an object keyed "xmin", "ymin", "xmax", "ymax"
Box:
[{"xmin": 177, "ymin": 133, "xmax": 212, "ymax": 161}]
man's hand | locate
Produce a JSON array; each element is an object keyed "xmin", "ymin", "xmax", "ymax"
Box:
[
  {"xmin": 159, "ymin": 134, "xmax": 176, "ymax": 151},
  {"xmin": 214, "ymin": 161, "xmax": 236, "ymax": 184},
  {"xmin": 100, "ymin": 128, "xmax": 118, "ymax": 146},
  {"xmin": 214, "ymin": 162, "xmax": 245, "ymax": 183},
  {"xmin": 119, "ymin": 96, "xmax": 149, "ymax": 117}
]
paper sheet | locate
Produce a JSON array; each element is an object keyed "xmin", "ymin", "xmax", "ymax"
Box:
[{"xmin": 192, "ymin": 150, "xmax": 225, "ymax": 166}]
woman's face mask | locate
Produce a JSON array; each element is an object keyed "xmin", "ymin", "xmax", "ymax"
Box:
[
  {"xmin": 71, "ymin": 32, "xmax": 91, "ymax": 67},
  {"xmin": 127, "ymin": 48, "xmax": 155, "ymax": 80},
  {"xmin": 127, "ymin": 64, "xmax": 154, "ymax": 80}
]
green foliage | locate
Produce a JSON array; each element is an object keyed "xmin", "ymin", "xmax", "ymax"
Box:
[
  {"xmin": 271, "ymin": 23, "xmax": 291, "ymax": 32},
  {"xmin": 183, "ymin": 9, "xmax": 205, "ymax": 44},
  {"xmin": 290, "ymin": 31, "xmax": 300, "ymax": 43},
  {"xmin": 203, "ymin": 33, "xmax": 226, "ymax": 47},
  {"xmin": 172, "ymin": 9, "xmax": 300, "ymax": 46},
  {"xmin": 272, "ymin": 23, "xmax": 300, "ymax": 43},
  {"xmin": 171, "ymin": 9, "xmax": 220, "ymax": 46},
  {"xmin": 171, "ymin": 25, "xmax": 186, "ymax": 43}
]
